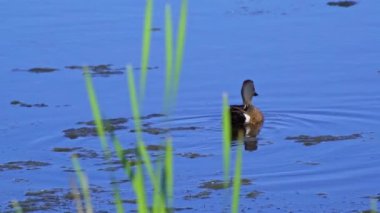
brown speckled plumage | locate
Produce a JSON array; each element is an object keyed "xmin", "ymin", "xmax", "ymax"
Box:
[{"xmin": 230, "ymin": 80, "xmax": 264, "ymax": 137}]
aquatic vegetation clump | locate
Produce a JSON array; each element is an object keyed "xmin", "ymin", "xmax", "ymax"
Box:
[
  {"xmin": 286, "ymin": 133, "xmax": 362, "ymax": 146},
  {"xmin": 327, "ymin": 1, "xmax": 357, "ymax": 7},
  {"xmin": 10, "ymin": 100, "xmax": 48, "ymax": 108},
  {"xmin": 0, "ymin": 161, "xmax": 50, "ymax": 172}
]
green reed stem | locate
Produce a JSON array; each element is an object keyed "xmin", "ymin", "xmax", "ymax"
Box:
[
  {"xmin": 11, "ymin": 200, "xmax": 22, "ymax": 213},
  {"xmin": 152, "ymin": 160, "xmax": 165, "ymax": 213},
  {"xmin": 72, "ymin": 156, "xmax": 93, "ymax": 213},
  {"xmin": 112, "ymin": 134, "xmax": 156, "ymax": 213},
  {"xmin": 165, "ymin": 138, "xmax": 174, "ymax": 207},
  {"xmin": 222, "ymin": 93, "xmax": 232, "ymax": 185},
  {"xmin": 370, "ymin": 198, "xmax": 378, "ymax": 213},
  {"xmin": 231, "ymin": 143, "xmax": 242, "ymax": 213},
  {"xmin": 83, "ymin": 67, "xmax": 110, "ymax": 158},
  {"xmin": 173, "ymin": 0, "xmax": 188, "ymax": 97},
  {"xmin": 127, "ymin": 65, "xmax": 143, "ymax": 141},
  {"xmin": 70, "ymin": 179, "xmax": 84, "ymax": 213},
  {"xmin": 112, "ymin": 184, "xmax": 124, "ymax": 213},
  {"xmin": 127, "ymin": 65, "xmax": 157, "ymax": 186},
  {"xmin": 134, "ymin": 161, "xmax": 149, "ymax": 213},
  {"xmin": 140, "ymin": 0, "xmax": 153, "ymax": 98},
  {"xmin": 112, "ymin": 136, "xmax": 133, "ymax": 179},
  {"xmin": 164, "ymin": 3, "xmax": 174, "ymax": 110}
]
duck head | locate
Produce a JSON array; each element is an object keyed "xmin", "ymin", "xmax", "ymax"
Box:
[{"xmin": 241, "ymin": 79, "xmax": 258, "ymax": 109}]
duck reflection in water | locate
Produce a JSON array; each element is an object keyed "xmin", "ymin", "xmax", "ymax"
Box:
[
  {"xmin": 231, "ymin": 125, "xmax": 261, "ymax": 151},
  {"xmin": 230, "ymin": 80, "xmax": 264, "ymax": 151}
]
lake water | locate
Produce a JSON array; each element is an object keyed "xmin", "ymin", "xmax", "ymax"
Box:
[{"xmin": 1, "ymin": 0, "xmax": 380, "ymax": 212}]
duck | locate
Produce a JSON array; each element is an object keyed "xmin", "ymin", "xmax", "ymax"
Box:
[{"xmin": 230, "ymin": 80, "xmax": 264, "ymax": 137}]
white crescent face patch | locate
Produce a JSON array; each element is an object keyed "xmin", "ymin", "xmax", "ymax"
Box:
[
  {"xmin": 245, "ymin": 125, "xmax": 251, "ymax": 135},
  {"xmin": 244, "ymin": 113, "xmax": 251, "ymax": 124}
]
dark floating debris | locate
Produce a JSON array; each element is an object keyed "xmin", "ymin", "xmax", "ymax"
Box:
[
  {"xmin": 65, "ymin": 64, "xmax": 159, "ymax": 77},
  {"xmin": 96, "ymin": 145, "xmax": 167, "ymax": 172},
  {"xmin": 168, "ymin": 207, "xmax": 194, "ymax": 212},
  {"xmin": 134, "ymin": 66, "xmax": 159, "ymax": 71},
  {"xmin": 65, "ymin": 64, "xmax": 124, "ymax": 76},
  {"xmin": 183, "ymin": 191, "xmax": 212, "ymax": 200},
  {"xmin": 63, "ymin": 126, "xmax": 126, "ymax": 139},
  {"xmin": 63, "ymin": 117, "xmax": 128, "ymax": 139},
  {"xmin": 29, "ymin": 67, "xmax": 56, "ymax": 73},
  {"xmin": 71, "ymin": 149, "xmax": 99, "ymax": 160},
  {"xmin": 363, "ymin": 193, "xmax": 380, "ymax": 201},
  {"xmin": 122, "ymin": 145, "xmax": 166, "ymax": 156},
  {"xmin": 176, "ymin": 152, "xmax": 209, "ymax": 159},
  {"xmin": 139, "ymin": 113, "xmax": 166, "ymax": 120},
  {"xmin": 12, "ymin": 67, "xmax": 58, "ymax": 73},
  {"xmin": 77, "ymin": 118, "xmax": 128, "ymax": 126},
  {"xmin": 285, "ymin": 133, "xmax": 362, "ymax": 146},
  {"xmin": 19, "ymin": 188, "xmax": 64, "ymax": 212},
  {"xmin": 29, "ymin": 67, "xmax": 57, "ymax": 73},
  {"xmin": 327, "ymin": 1, "xmax": 357, "ymax": 7},
  {"xmin": 6, "ymin": 185, "xmax": 107, "ymax": 212},
  {"xmin": 199, "ymin": 179, "xmax": 252, "ymax": 190},
  {"xmin": 226, "ymin": 6, "xmax": 269, "ymax": 16},
  {"xmin": 131, "ymin": 207, "xmax": 193, "ymax": 213},
  {"xmin": 199, "ymin": 180, "xmax": 228, "ymax": 190},
  {"xmin": 120, "ymin": 199, "xmax": 137, "ymax": 204},
  {"xmin": 97, "ymin": 157, "xmax": 145, "ymax": 172},
  {"xmin": 52, "ymin": 147, "xmax": 81, "ymax": 152},
  {"xmin": 361, "ymin": 210, "xmax": 379, "ymax": 213},
  {"xmin": 0, "ymin": 161, "xmax": 50, "ymax": 172},
  {"xmin": 131, "ymin": 126, "xmax": 200, "ymax": 135},
  {"xmin": 296, "ymin": 160, "xmax": 320, "ymax": 166},
  {"xmin": 54, "ymin": 104, "xmax": 70, "ymax": 108},
  {"xmin": 151, "ymin": 27, "xmax": 161, "ymax": 31},
  {"xmin": 246, "ymin": 190, "xmax": 263, "ymax": 199},
  {"xmin": 110, "ymin": 179, "xmax": 130, "ymax": 185},
  {"xmin": 11, "ymin": 100, "xmax": 48, "ymax": 108},
  {"xmin": 63, "ymin": 127, "xmax": 99, "ymax": 139},
  {"xmin": 316, "ymin": 192, "xmax": 328, "ymax": 198},
  {"xmin": 13, "ymin": 64, "xmax": 159, "ymax": 77},
  {"xmin": 146, "ymin": 144, "xmax": 166, "ymax": 151}
]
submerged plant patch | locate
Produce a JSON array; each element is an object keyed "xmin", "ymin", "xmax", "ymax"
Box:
[
  {"xmin": 327, "ymin": 1, "xmax": 357, "ymax": 7},
  {"xmin": 285, "ymin": 133, "xmax": 362, "ymax": 146},
  {"xmin": 11, "ymin": 100, "xmax": 48, "ymax": 108}
]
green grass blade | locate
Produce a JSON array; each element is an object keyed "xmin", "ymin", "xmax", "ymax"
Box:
[
  {"xmin": 127, "ymin": 65, "xmax": 143, "ymax": 141},
  {"xmin": 137, "ymin": 142, "xmax": 155, "ymax": 185},
  {"xmin": 112, "ymin": 134, "xmax": 148, "ymax": 213},
  {"xmin": 112, "ymin": 184, "xmax": 125, "ymax": 213},
  {"xmin": 370, "ymin": 198, "xmax": 378, "ymax": 213},
  {"xmin": 112, "ymin": 135, "xmax": 133, "ymax": 178},
  {"xmin": 231, "ymin": 143, "xmax": 242, "ymax": 213},
  {"xmin": 72, "ymin": 156, "xmax": 93, "ymax": 213},
  {"xmin": 152, "ymin": 160, "xmax": 165, "ymax": 213},
  {"xmin": 127, "ymin": 65, "xmax": 156, "ymax": 185},
  {"xmin": 108, "ymin": 135, "xmax": 126, "ymax": 213},
  {"xmin": 134, "ymin": 162, "xmax": 148, "ymax": 213},
  {"xmin": 83, "ymin": 67, "xmax": 109, "ymax": 158},
  {"xmin": 165, "ymin": 138, "xmax": 174, "ymax": 207},
  {"xmin": 135, "ymin": 143, "xmax": 165, "ymax": 213},
  {"xmin": 164, "ymin": 3, "xmax": 174, "ymax": 109},
  {"xmin": 11, "ymin": 200, "xmax": 22, "ymax": 213},
  {"xmin": 70, "ymin": 178, "xmax": 84, "ymax": 213},
  {"xmin": 140, "ymin": 0, "xmax": 153, "ymax": 97},
  {"xmin": 173, "ymin": 0, "xmax": 188, "ymax": 96},
  {"xmin": 222, "ymin": 93, "xmax": 231, "ymax": 185}
]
